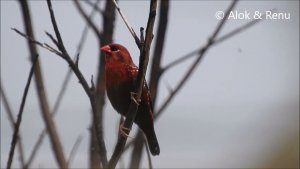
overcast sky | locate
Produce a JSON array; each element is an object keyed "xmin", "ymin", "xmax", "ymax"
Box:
[{"xmin": 1, "ymin": 1, "xmax": 299, "ymax": 168}]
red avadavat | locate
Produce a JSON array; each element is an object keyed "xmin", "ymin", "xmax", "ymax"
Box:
[{"xmin": 101, "ymin": 43, "xmax": 160, "ymax": 156}]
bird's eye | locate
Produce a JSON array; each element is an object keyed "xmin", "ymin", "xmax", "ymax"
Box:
[{"xmin": 111, "ymin": 46, "xmax": 119, "ymax": 52}]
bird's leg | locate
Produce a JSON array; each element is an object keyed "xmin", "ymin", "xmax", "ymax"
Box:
[
  {"xmin": 118, "ymin": 116, "xmax": 133, "ymax": 138},
  {"xmin": 130, "ymin": 92, "xmax": 141, "ymax": 105}
]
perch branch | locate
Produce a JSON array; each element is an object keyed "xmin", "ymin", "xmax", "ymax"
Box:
[
  {"xmin": 11, "ymin": 28, "xmax": 63, "ymax": 57},
  {"xmin": 46, "ymin": 0, "xmax": 108, "ymax": 166},
  {"xmin": 18, "ymin": 1, "xmax": 68, "ymax": 168},
  {"xmin": 108, "ymin": 0, "xmax": 157, "ymax": 168},
  {"xmin": 129, "ymin": 1, "xmax": 169, "ymax": 167}
]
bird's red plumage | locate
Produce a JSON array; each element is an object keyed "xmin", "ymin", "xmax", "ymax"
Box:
[{"xmin": 101, "ymin": 43, "xmax": 160, "ymax": 156}]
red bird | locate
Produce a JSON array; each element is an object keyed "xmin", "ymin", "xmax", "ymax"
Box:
[{"xmin": 101, "ymin": 43, "xmax": 160, "ymax": 156}]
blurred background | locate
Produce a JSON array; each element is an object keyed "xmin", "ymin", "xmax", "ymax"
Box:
[{"xmin": 1, "ymin": 0, "xmax": 299, "ymax": 168}]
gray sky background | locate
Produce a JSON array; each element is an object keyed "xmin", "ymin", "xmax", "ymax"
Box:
[{"xmin": 1, "ymin": 0, "xmax": 299, "ymax": 168}]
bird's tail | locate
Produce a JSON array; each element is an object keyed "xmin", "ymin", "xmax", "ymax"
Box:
[{"xmin": 145, "ymin": 130, "xmax": 160, "ymax": 156}]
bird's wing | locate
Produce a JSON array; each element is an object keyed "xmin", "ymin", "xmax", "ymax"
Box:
[{"xmin": 125, "ymin": 64, "xmax": 154, "ymax": 114}]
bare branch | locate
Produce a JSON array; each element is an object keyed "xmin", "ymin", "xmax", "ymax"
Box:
[
  {"xmin": 89, "ymin": 0, "xmax": 117, "ymax": 167},
  {"xmin": 25, "ymin": 19, "xmax": 91, "ymax": 165},
  {"xmin": 11, "ymin": 28, "xmax": 63, "ymax": 57},
  {"xmin": 82, "ymin": 0, "xmax": 104, "ymax": 15},
  {"xmin": 108, "ymin": 0, "xmax": 157, "ymax": 168},
  {"xmin": 129, "ymin": 1, "xmax": 170, "ymax": 167},
  {"xmin": 111, "ymin": 0, "xmax": 141, "ymax": 47},
  {"xmin": 149, "ymin": 0, "xmax": 169, "ymax": 105},
  {"xmin": 18, "ymin": 1, "xmax": 68, "ymax": 168},
  {"xmin": 67, "ymin": 135, "xmax": 83, "ymax": 166},
  {"xmin": 162, "ymin": 49, "xmax": 198, "ymax": 73},
  {"xmin": 46, "ymin": 0, "xmax": 108, "ymax": 167},
  {"xmin": 74, "ymin": 0, "xmax": 103, "ymax": 39},
  {"xmin": 24, "ymin": 67, "xmax": 73, "ymax": 168},
  {"xmin": 162, "ymin": 7, "xmax": 270, "ymax": 73},
  {"xmin": 6, "ymin": 55, "xmax": 38, "ymax": 169},
  {"xmin": 45, "ymin": 31, "xmax": 60, "ymax": 47},
  {"xmin": 155, "ymin": 0, "xmax": 238, "ymax": 120},
  {"xmin": 0, "ymin": 83, "xmax": 25, "ymax": 168}
]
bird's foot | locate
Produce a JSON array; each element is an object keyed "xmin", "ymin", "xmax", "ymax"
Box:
[
  {"xmin": 130, "ymin": 92, "xmax": 141, "ymax": 105},
  {"xmin": 119, "ymin": 117, "xmax": 133, "ymax": 139}
]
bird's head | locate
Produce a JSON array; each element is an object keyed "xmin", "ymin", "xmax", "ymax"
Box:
[{"xmin": 100, "ymin": 43, "xmax": 134, "ymax": 66}]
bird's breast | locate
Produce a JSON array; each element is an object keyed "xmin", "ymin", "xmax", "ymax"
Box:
[{"xmin": 105, "ymin": 65, "xmax": 134, "ymax": 115}]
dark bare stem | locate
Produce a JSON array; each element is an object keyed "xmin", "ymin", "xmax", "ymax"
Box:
[
  {"xmin": 89, "ymin": 0, "xmax": 116, "ymax": 167},
  {"xmin": 11, "ymin": 28, "xmax": 63, "ymax": 57},
  {"xmin": 14, "ymin": 0, "xmax": 107, "ymax": 168},
  {"xmin": 155, "ymin": 0, "xmax": 238, "ymax": 120},
  {"xmin": 162, "ymin": 5, "xmax": 267, "ymax": 74},
  {"xmin": 83, "ymin": 0, "xmax": 104, "ymax": 15},
  {"xmin": 24, "ymin": 67, "xmax": 72, "ymax": 168},
  {"xmin": 19, "ymin": 1, "xmax": 68, "ymax": 168},
  {"xmin": 74, "ymin": 0, "xmax": 102, "ymax": 39},
  {"xmin": 125, "ymin": 0, "xmax": 262, "ymax": 155},
  {"xmin": 46, "ymin": 0, "xmax": 108, "ymax": 167},
  {"xmin": 24, "ymin": 19, "xmax": 91, "ymax": 165},
  {"xmin": 67, "ymin": 135, "xmax": 83, "ymax": 166},
  {"xmin": 45, "ymin": 31, "xmax": 59, "ymax": 47},
  {"xmin": 111, "ymin": 0, "xmax": 141, "ymax": 47},
  {"xmin": 162, "ymin": 49, "xmax": 198, "ymax": 74},
  {"xmin": 149, "ymin": 0, "xmax": 169, "ymax": 105},
  {"xmin": 129, "ymin": 1, "xmax": 169, "ymax": 167},
  {"xmin": 6, "ymin": 55, "xmax": 38, "ymax": 169},
  {"xmin": 46, "ymin": 0, "xmax": 92, "ymax": 99},
  {"xmin": 0, "ymin": 83, "xmax": 25, "ymax": 168},
  {"xmin": 108, "ymin": 0, "xmax": 157, "ymax": 168}
]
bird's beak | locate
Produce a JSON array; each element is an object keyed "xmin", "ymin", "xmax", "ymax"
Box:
[{"xmin": 100, "ymin": 45, "xmax": 111, "ymax": 53}]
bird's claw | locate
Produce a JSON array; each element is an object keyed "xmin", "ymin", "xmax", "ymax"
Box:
[
  {"xmin": 119, "ymin": 120, "xmax": 133, "ymax": 139},
  {"xmin": 130, "ymin": 92, "xmax": 141, "ymax": 105},
  {"xmin": 119, "ymin": 125, "xmax": 133, "ymax": 139}
]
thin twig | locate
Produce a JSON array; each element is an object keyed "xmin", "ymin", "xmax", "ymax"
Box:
[
  {"xmin": 89, "ymin": 0, "xmax": 117, "ymax": 167},
  {"xmin": 24, "ymin": 67, "xmax": 73, "ymax": 168},
  {"xmin": 11, "ymin": 28, "xmax": 63, "ymax": 57},
  {"xmin": 129, "ymin": 1, "xmax": 170, "ymax": 166},
  {"xmin": 74, "ymin": 0, "xmax": 102, "ymax": 39},
  {"xmin": 155, "ymin": 0, "xmax": 238, "ymax": 120},
  {"xmin": 82, "ymin": 0, "xmax": 104, "ymax": 15},
  {"xmin": 162, "ymin": 8, "xmax": 269, "ymax": 73},
  {"xmin": 111, "ymin": 0, "xmax": 141, "ymax": 47},
  {"xmin": 67, "ymin": 135, "xmax": 83, "ymax": 166},
  {"xmin": 162, "ymin": 49, "xmax": 198, "ymax": 73},
  {"xmin": 14, "ymin": 0, "xmax": 104, "ymax": 168},
  {"xmin": 18, "ymin": 1, "xmax": 68, "ymax": 168},
  {"xmin": 46, "ymin": 0, "xmax": 108, "ymax": 166},
  {"xmin": 0, "ymin": 83, "xmax": 26, "ymax": 168},
  {"xmin": 45, "ymin": 31, "xmax": 59, "ymax": 47},
  {"xmin": 6, "ymin": 55, "xmax": 38, "ymax": 169},
  {"xmin": 108, "ymin": 0, "xmax": 157, "ymax": 168}
]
